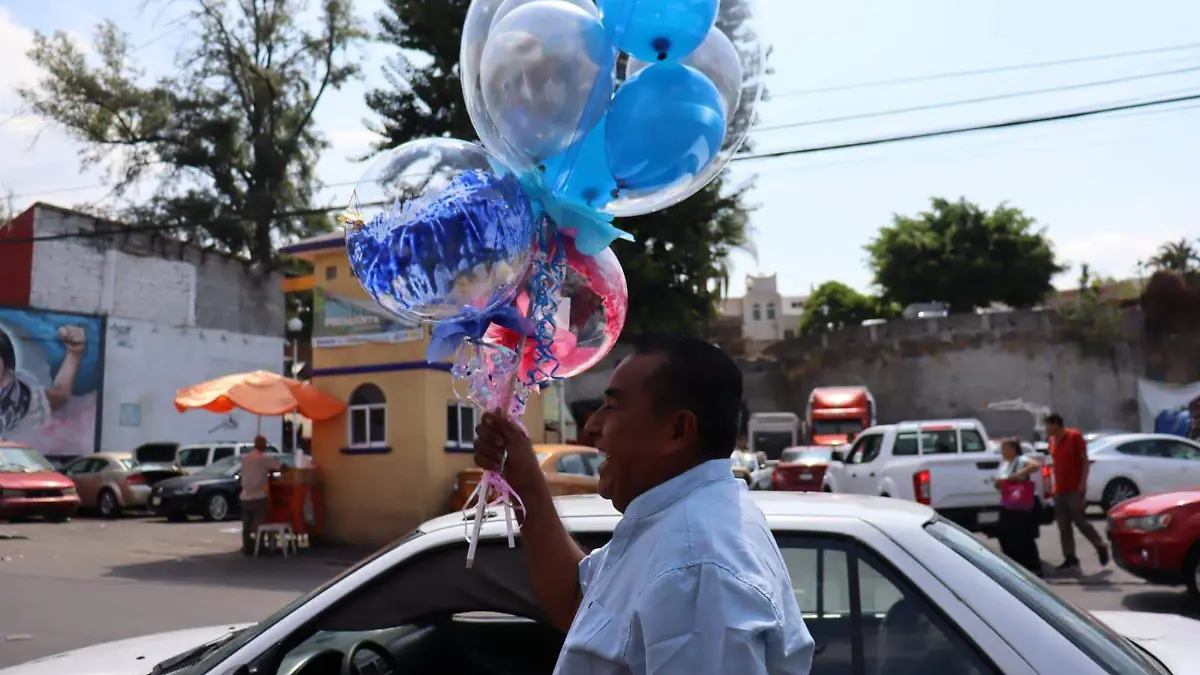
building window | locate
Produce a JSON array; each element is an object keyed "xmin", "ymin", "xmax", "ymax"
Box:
[
  {"xmin": 348, "ymin": 384, "xmax": 387, "ymax": 447},
  {"xmin": 766, "ymin": 302, "xmax": 776, "ymax": 320},
  {"xmin": 752, "ymin": 303, "xmax": 761, "ymax": 321},
  {"xmin": 325, "ymin": 265, "xmax": 338, "ymax": 280},
  {"xmin": 447, "ymin": 403, "xmax": 478, "ymax": 450}
]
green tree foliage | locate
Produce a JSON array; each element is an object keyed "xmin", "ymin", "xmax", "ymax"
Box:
[
  {"xmin": 798, "ymin": 281, "xmax": 893, "ymax": 336},
  {"xmin": 1147, "ymin": 238, "xmax": 1199, "ymax": 283},
  {"xmin": 865, "ymin": 197, "xmax": 1066, "ymax": 313},
  {"xmin": 18, "ymin": 0, "xmax": 365, "ymax": 263},
  {"xmin": 365, "ymin": 0, "xmax": 759, "ymax": 337}
]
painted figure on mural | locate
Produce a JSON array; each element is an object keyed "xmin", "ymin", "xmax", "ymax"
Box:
[{"xmin": 0, "ymin": 325, "xmax": 87, "ymax": 436}]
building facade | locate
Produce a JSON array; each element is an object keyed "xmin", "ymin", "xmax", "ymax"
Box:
[
  {"xmin": 718, "ymin": 274, "xmax": 807, "ymax": 346},
  {"xmin": 0, "ymin": 203, "xmax": 286, "ymax": 456}
]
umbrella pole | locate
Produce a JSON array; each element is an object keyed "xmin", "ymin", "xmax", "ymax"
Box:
[{"xmin": 256, "ymin": 416, "xmax": 262, "ymax": 436}]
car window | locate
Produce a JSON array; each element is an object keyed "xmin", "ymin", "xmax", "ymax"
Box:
[
  {"xmin": 920, "ymin": 429, "xmax": 958, "ymax": 454},
  {"xmin": 62, "ymin": 458, "xmax": 92, "ymax": 476},
  {"xmin": 1157, "ymin": 440, "xmax": 1200, "ymax": 461},
  {"xmin": 927, "ymin": 520, "xmax": 1168, "ymax": 675},
  {"xmin": 581, "ymin": 453, "xmax": 603, "ymax": 475},
  {"xmin": 1115, "ymin": 441, "xmax": 1151, "ymax": 457},
  {"xmin": 212, "ymin": 446, "xmax": 236, "ymax": 462},
  {"xmin": 780, "ymin": 534, "xmax": 996, "ymax": 675},
  {"xmin": 119, "ymin": 458, "xmax": 135, "ymax": 470},
  {"xmin": 556, "ymin": 453, "xmax": 589, "ymax": 476},
  {"xmin": 960, "ymin": 430, "xmax": 987, "ymax": 453},
  {"xmin": 179, "ymin": 447, "xmax": 210, "ymax": 467},
  {"xmin": 858, "ymin": 435, "xmax": 884, "ymax": 463},
  {"xmin": 893, "ymin": 432, "xmax": 919, "ymax": 457}
]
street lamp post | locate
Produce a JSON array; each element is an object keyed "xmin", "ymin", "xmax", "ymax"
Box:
[{"xmin": 287, "ymin": 316, "xmax": 304, "ymax": 465}]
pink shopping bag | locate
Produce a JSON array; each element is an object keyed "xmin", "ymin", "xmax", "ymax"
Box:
[{"xmin": 1000, "ymin": 480, "xmax": 1035, "ymax": 511}]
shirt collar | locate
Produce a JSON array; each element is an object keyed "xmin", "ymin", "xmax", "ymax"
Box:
[{"xmin": 623, "ymin": 458, "xmax": 735, "ymax": 520}]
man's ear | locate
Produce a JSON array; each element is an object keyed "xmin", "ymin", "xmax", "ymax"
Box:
[{"xmin": 669, "ymin": 410, "xmax": 699, "ymax": 454}]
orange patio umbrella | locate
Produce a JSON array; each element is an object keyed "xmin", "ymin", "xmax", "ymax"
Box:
[{"xmin": 174, "ymin": 370, "xmax": 346, "ymax": 425}]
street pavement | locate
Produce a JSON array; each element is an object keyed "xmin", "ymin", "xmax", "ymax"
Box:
[{"xmin": 0, "ymin": 510, "xmax": 1196, "ymax": 668}]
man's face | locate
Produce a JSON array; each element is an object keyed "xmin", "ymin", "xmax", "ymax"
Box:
[
  {"xmin": 583, "ymin": 354, "xmax": 686, "ymax": 512},
  {"xmin": 1045, "ymin": 421, "xmax": 1063, "ymax": 438}
]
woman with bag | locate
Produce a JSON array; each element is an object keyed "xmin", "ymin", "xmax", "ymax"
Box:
[{"xmin": 995, "ymin": 438, "xmax": 1044, "ymax": 577}]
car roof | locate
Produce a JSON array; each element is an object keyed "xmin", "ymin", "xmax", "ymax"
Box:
[
  {"xmin": 92, "ymin": 451, "xmax": 133, "ymax": 460},
  {"xmin": 1091, "ymin": 433, "xmax": 1198, "ymax": 446},
  {"xmin": 419, "ymin": 492, "xmax": 936, "ymax": 537}
]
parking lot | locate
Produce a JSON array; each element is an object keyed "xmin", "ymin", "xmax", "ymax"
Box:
[{"xmin": 0, "ymin": 511, "xmax": 1196, "ymax": 668}]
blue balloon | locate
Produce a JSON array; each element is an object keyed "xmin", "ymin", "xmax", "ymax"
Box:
[
  {"xmin": 541, "ymin": 120, "xmax": 617, "ymax": 210},
  {"xmin": 598, "ymin": 0, "xmax": 719, "ymax": 63},
  {"xmin": 605, "ymin": 63, "xmax": 726, "ymax": 192}
]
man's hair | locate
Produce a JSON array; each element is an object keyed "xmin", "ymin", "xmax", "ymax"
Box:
[
  {"xmin": 0, "ymin": 328, "xmax": 14, "ymax": 372},
  {"xmin": 1045, "ymin": 413, "xmax": 1064, "ymax": 427},
  {"xmin": 631, "ymin": 335, "xmax": 743, "ymax": 460},
  {"xmin": 253, "ymin": 435, "xmax": 268, "ymax": 450}
]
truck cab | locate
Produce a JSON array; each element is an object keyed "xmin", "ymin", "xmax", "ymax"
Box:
[{"xmin": 806, "ymin": 387, "xmax": 876, "ymax": 446}]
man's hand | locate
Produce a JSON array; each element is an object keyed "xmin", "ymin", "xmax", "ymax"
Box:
[
  {"xmin": 58, "ymin": 325, "xmax": 85, "ymax": 354},
  {"xmin": 474, "ymin": 410, "xmax": 544, "ymax": 493}
]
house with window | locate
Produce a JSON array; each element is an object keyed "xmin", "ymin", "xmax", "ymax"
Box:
[
  {"xmin": 280, "ymin": 232, "xmax": 547, "ymax": 547},
  {"xmin": 717, "ymin": 274, "xmax": 807, "ymax": 348}
]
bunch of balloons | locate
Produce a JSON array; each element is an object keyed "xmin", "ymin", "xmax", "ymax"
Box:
[{"xmin": 342, "ymin": 0, "xmax": 761, "ymax": 565}]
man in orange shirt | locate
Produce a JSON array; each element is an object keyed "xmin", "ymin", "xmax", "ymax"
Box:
[{"xmin": 1046, "ymin": 413, "xmax": 1108, "ymax": 571}]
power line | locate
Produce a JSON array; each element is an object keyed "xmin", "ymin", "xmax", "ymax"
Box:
[
  {"xmin": 732, "ymin": 92, "xmax": 1200, "ymax": 162},
  {"xmin": 771, "ymin": 41, "xmax": 1200, "ymax": 98},
  {"xmin": 756, "ymin": 65, "xmax": 1200, "ymax": 133}
]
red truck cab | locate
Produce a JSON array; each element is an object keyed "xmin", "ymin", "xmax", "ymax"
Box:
[{"xmin": 806, "ymin": 387, "xmax": 877, "ymax": 446}]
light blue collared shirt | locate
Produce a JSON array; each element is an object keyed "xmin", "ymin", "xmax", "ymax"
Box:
[{"xmin": 553, "ymin": 459, "xmax": 815, "ymax": 675}]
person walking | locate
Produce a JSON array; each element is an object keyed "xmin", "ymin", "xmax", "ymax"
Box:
[
  {"xmin": 994, "ymin": 439, "xmax": 1043, "ymax": 576},
  {"xmin": 240, "ymin": 436, "xmax": 284, "ymax": 555},
  {"xmin": 1046, "ymin": 413, "xmax": 1109, "ymax": 571},
  {"xmin": 474, "ymin": 335, "xmax": 814, "ymax": 675}
]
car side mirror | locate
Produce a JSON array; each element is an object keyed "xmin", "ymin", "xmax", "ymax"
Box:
[{"xmin": 830, "ymin": 450, "xmax": 845, "ymax": 463}]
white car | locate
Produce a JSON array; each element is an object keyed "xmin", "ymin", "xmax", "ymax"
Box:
[
  {"xmin": 1085, "ymin": 433, "xmax": 1200, "ymax": 512},
  {"xmin": 2, "ymin": 494, "xmax": 1193, "ymax": 675}
]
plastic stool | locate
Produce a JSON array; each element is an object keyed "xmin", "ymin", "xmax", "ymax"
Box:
[{"xmin": 254, "ymin": 523, "xmax": 297, "ymax": 558}]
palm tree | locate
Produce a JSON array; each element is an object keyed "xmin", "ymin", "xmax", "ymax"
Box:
[{"xmin": 1148, "ymin": 238, "xmax": 1200, "ymax": 275}]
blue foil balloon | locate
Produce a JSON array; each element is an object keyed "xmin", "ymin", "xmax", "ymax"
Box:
[
  {"xmin": 541, "ymin": 119, "xmax": 617, "ymax": 211},
  {"xmin": 343, "ymin": 139, "xmax": 537, "ymax": 325},
  {"xmin": 605, "ymin": 63, "xmax": 727, "ymax": 193},
  {"xmin": 598, "ymin": 0, "xmax": 719, "ymax": 63}
]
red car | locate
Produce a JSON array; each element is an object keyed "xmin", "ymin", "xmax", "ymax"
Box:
[
  {"xmin": 1107, "ymin": 488, "xmax": 1200, "ymax": 601},
  {"xmin": 771, "ymin": 446, "xmax": 834, "ymax": 492},
  {"xmin": 0, "ymin": 441, "xmax": 81, "ymax": 522}
]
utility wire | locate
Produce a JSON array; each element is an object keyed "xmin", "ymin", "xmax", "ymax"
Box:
[
  {"xmin": 756, "ymin": 65, "xmax": 1200, "ymax": 132},
  {"xmin": 772, "ymin": 41, "xmax": 1200, "ymax": 97},
  {"xmin": 5, "ymin": 92, "xmax": 1198, "ymax": 245}
]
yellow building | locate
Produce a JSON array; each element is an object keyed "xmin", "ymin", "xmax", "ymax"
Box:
[{"xmin": 281, "ymin": 233, "xmax": 546, "ymax": 547}]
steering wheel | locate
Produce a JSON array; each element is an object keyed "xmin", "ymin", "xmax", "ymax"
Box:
[{"xmin": 340, "ymin": 640, "xmax": 401, "ymax": 675}]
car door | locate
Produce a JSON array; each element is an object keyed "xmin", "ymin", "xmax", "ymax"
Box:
[
  {"xmin": 844, "ymin": 434, "xmax": 885, "ymax": 494},
  {"xmin": 62, "ymin": 458, "xmax": 103, "ymax": 506}
]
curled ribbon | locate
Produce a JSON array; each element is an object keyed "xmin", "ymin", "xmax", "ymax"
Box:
[
  {"xmin": 463, "ymin": 468, "xmax": 527, "ymax": 568},
  {"xmin": 426, "ymin": 304, "xmax": 534, "ymax": 364}
]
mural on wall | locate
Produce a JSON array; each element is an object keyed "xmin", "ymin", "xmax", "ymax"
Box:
[
  {"xmin": 313, "ymin": 287, "xmax": 422, "ymax": 348},
  {"xmin": 0, "ymin": 308, "xmax": 104, "ymax": 455}
]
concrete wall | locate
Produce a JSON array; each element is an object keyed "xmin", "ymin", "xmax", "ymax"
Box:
[{"xmin": 28, "ymin": 205, "xmax": 284, "ymax": 336}]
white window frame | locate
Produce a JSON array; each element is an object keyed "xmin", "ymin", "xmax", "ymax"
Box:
[
  {"xmin": 347, "ymin": 389, "xmax": 387, "ymax": 449},
  {"xmin": 447, "ymin": 402, "xmax": 478, "ymax": 450}
]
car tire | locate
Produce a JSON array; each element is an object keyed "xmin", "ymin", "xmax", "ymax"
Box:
[
  {"xmin": 822, "ymin": 486, "xmax": 833, "ymax": 493},
  {"xmin": 1184, "ymin": 546, "xmax": 1200, "ymax": 604},
  {"xmin": 1100, "ymin": 479, "xmax": 1139, "ymax": 513},
  {"xmin": 97, "ymin": 489, "xmax": 121, "ymax": 519},
  {"xmin": 203, "ymin": 493, "xmax": 230, "ymax": 522}
]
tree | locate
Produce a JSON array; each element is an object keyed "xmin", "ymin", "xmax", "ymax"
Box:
[
  {"xmin": 865, "ymin": 197, "xmax": 1066, "ymax": 313},
  {"xmin": 18, "ymin": 0, "xmax": 365, "ymax": 264},
  {"xmin": 797, "ymin": 281, "xmax": 893, "ymax": 336},
  {"xmin": 365, "ymin": 0, "xmax": 759, "ymax": 337},
  {"xmin": 1147, "ymin": 238, "xmax": 1199, "ymax": 282}
]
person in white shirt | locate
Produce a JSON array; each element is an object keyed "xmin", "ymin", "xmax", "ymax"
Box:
[{"xmin": 240, "ymin": 436, "xmax": 284, "ymax": 555}]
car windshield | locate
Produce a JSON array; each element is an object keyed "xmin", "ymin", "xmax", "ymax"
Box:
[
  {"xmin": 780, "ymin": 448, "xmax": 832, "ymax": 463},
  {"xmin": 926, "ymin": 520, "xmax": 1169, "ymax": 675},
  {"xmin": 196, "ymin": 456, "xmax": 240, "ymax": 477},
  {"xmin": 0, "ymin": 447, "xmax": 54, "ymax": 472},
  {"xmin": 811, "ymin": 420, "xmax": 864, "ymax": 436}
]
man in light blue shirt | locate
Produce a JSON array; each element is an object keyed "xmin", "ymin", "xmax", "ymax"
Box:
[{"xmin": 475, "ymin": 335, "xmax": 814, "ymax": 675}]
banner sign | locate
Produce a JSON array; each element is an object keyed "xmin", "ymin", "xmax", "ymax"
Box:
[{"xmin": 312, "ymin": 288, "xmax": 423, "ymax": 348}]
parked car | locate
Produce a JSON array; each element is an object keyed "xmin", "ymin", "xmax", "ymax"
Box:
[
  {"xmin": 133, "ymin": 440, "xmax": 282, "ymax": 476},
  {"xmin": 149, "ymin": 454, "xmax": 296, "ymax": 522},
  {"xmin": 0, "ymin": 442, "xmax": 80, "ymax": 522},
  {"xmin": 3, "ymin": 493, "xmax": 1191, "ymax": 675},
  {"xmin": 449, "ymin": 444, "xmax": 600, "ymax": 512},
  {"xmin": 1084, "ymin": 433, "xmax": 1200, "ymax": 512},
  {"xmin": 61, "ymin": 451, "xmax": 186, "ymax": 518},
  {"xmin": 1107, "ymin": 487, "xmax": 1200, "ymax": 602},
  {"xmin": 823, "ymin": 419, "xmax": 1055, "ymax": 532},
  {"xmin": 771, "ymin": 446, "xmax": 834, "ymax": 491}
]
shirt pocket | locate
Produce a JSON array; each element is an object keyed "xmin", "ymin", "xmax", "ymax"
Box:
[{"xmin": 564, "ymin": 597, "xmax": 629, "ymax": 667}]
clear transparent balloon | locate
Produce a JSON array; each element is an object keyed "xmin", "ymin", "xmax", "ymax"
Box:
[
  {"xmin": 344, "ymin": 138, "xmax": 538, "ymax": 324},
  {"xmin": 461, "ymin": 0, "xmax": 763, "ymax": 219}
]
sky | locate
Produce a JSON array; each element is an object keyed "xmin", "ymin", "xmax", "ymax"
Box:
[{"xmin": 1, "ymin": 0, "xmax": 1198, "ymax": 298}]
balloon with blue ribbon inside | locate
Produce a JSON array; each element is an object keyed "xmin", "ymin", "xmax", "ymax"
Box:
[
  {"xmin": 597, "ymin": 0, "xmax": 719, "ymax": 63},
  {"xmin": 605, "ymin": 62, "xmax": 727, "ymax": 193}
]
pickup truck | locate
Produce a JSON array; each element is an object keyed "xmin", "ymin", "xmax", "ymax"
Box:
[{"xmin": 822, "ymin": 419, "xmax": 1054, "ymax": 533}]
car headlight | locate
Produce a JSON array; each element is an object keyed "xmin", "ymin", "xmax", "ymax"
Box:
[
  {"xmin": 61, "ymin": 486, "xmax": 77, "ymax": 495},
  {"xmin": 1123, "ymin": 514, "xmax": 1172, "ymax": 532}
]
